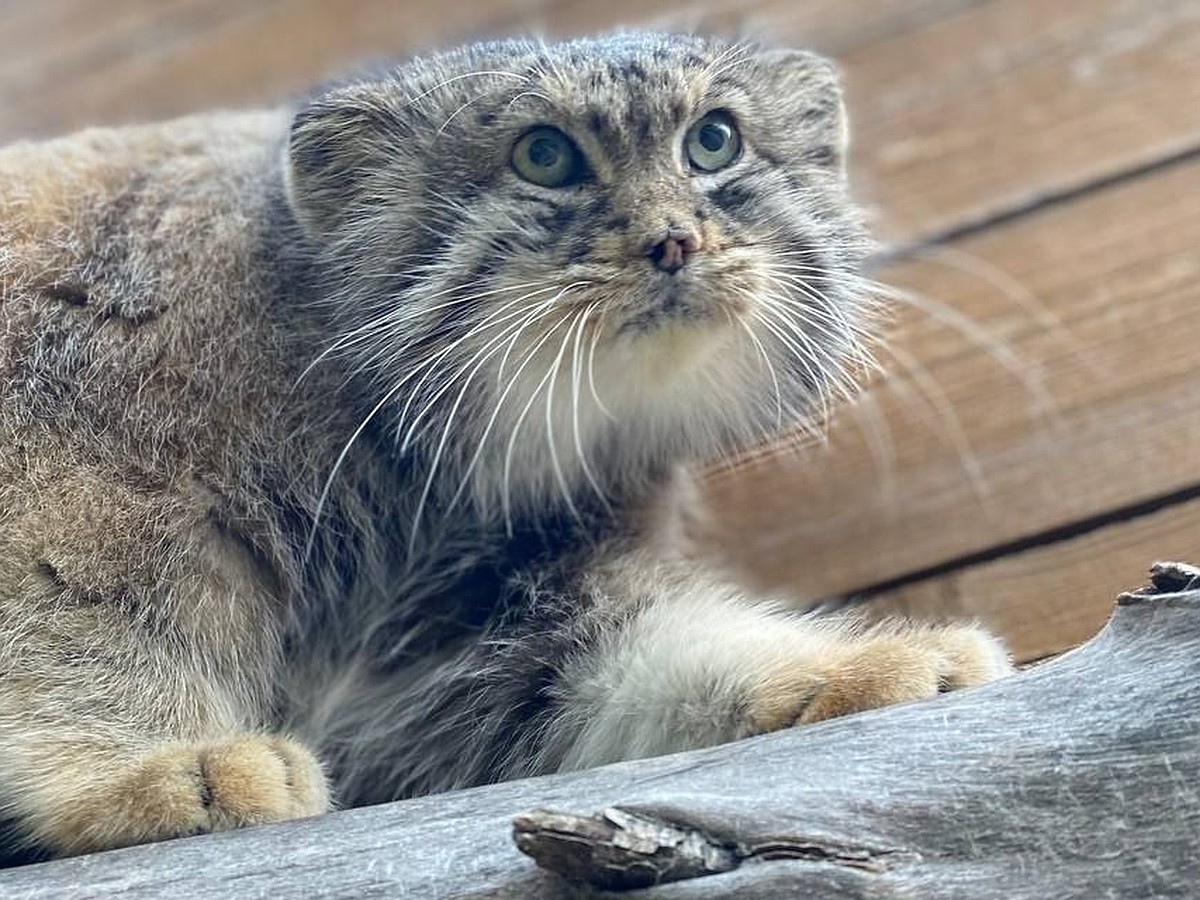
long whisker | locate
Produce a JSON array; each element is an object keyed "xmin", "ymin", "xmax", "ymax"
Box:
[
  {"xmin": 737, "ymin": 317, "xmax": 784, "ymax": 432},
  {"xmin": 501, "ymin": 310, "xmax": 582, "ymax": 533},
  {"xmin": 844, "ymin": 388, "xmax": 899, "ymax": 516},
  {"xmin": 304, "ymin": 371, "xmax": 413, "ymax": 564},
  {"xmin": 442, "ymin": 290, "xmax": 587, "ymax": 519},
  {"xmin": 295, "ymin": 278, "xmax": 555, "ymax": 387},
  {"xmin": 878, "ymin": 340, "xmax": 992, "ymax": 508},
  {"xmin": 901, "ymin": 243, "xmax": 1094, "ymax": 371},
  {"xmin": 542, "ymin": 307, "xmax": 588, "ymax": 526},
  {"xmin": 569, "ymin": 304, "xmax": 612, "ymax": 512},
  {"xmin": 874, "ymin": 278, "xmax": 1056, "ymax": 418},
  {"xmin": 756, "ymin": 291, "xmax": 866, "ymax": 404},
  {"xmin": 399, "ymin": 302, "xmax": 552, "ymax": 453},
  {"xmin": 405, "ymin": 302, "xmax": 564, "ymax": 557},
  {"xmin": 585, "ymin": 315, "xmax": 616, "ymax": 422},
  {"xmin": 395, "ymin": 286, "xmax": 570, "ymax": 450},
  {"xmin": 772, "ymin": 260, "xmax": 1053, "ymax": 414},
  {"xmin": 751, "ymin": 307, "xmax": 832, "ymax": 426}
]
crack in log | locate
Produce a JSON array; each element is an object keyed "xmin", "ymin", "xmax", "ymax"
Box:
[{"xmin": 744, "ymin": 839, "xmax": 915, "ymax": 873}]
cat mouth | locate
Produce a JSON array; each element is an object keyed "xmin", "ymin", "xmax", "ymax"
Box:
[
  {"xmin": 616, "ymin": 277, "xmax": 747, "ymax": 337},
  {"xmin": 619, "ymin": 285, "xmax": 700, "ymax": 334}
]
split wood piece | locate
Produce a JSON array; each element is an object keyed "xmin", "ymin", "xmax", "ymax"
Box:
[{"xmin": 2, "ymin": 564, "xmax": 1197, "ymax": 898}]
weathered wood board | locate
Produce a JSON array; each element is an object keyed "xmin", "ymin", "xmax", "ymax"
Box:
[{"xmin": 2, "ymin": 566, "xmax": 1197, "ymax": 897}]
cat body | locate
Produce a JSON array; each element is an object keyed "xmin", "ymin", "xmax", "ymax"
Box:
[{"xmin": 0, "ymin": 34, "xmax": 1010, "ymax": 858}]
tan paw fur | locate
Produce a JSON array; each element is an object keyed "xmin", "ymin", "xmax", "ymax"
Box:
[
  {"xmin": 41, "ymin": 734, "xmax": 330, "ymax": 856},
  {"xmin": 749, "ymin": 623, "xmax": 1013, "ymax": 733}
]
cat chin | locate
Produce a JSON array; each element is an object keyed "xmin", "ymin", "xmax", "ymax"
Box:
[{"xmin": 612, "ymin": 316, "xmax": 733, "ymax": 386}]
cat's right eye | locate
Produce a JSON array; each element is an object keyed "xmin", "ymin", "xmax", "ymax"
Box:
[
  {"xmin": 511, "ymin": 127, "xmax": 585, "ymax": 188},
  {"xmin": 685, "ymin": 111, "xmax": 741, "ymax": 172}
]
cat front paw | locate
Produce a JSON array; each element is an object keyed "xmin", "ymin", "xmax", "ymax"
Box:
[
  {"xmin": 45, "ymin": 734, "xmax": 330, "ymax": 855},
  {"xmin": 748, "ymin": 623, "xmax": 1013, "ymax": 733}
]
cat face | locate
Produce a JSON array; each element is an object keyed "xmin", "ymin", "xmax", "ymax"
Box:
[{"xmin": 285, "ymin": 33, "xmax": 875, "ymax": 520}]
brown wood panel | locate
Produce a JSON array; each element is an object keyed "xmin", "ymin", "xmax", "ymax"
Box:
[
  {"xmin": 0, "ymin": 0, "xmax": 555, "ymax": 141},
  {"xmin": 864, "ymin": 499, "xmax": 1200, "ymax": 663},
  {"xmin": 0, "ymin": 0, "xmax": 253, "ymax": 88},
  {"xmin": 701, "ymin": 154, "xmax": 1200, "ymax": 602},
  {"xmin": 842, "ymin": 0, "xmax": 1200, "ymax": 244}
]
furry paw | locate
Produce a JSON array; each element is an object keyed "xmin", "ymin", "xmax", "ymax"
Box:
[
  {"xmin": 749, "ymin": 623, "xmax": 1013, "ymax": 733},
  {"xmin": 45, "ymin": 734, "xmax": 330, "ymax": 855}
]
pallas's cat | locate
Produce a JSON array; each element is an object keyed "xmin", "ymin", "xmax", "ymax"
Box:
[{"xmin": 0, "ymin": 33, "xmax": 1010, "ymax": 858}]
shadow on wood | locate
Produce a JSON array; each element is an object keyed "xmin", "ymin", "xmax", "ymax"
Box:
[{"xmin": 3, "ymin": 564, "xmax": 1196, "ymax": 898}]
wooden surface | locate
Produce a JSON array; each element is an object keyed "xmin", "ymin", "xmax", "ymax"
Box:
[
  {"xmin": 2, "ymin": 0, "xmax": 1198, "ymax": 666},
  {"xmin": 4, "ymin": 566, "xmax": 1199, "ymax": 897}
]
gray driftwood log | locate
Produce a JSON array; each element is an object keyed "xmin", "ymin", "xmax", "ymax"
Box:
[{"xmin": 2, "ymin": 563, "xmax": 1198, "ymax": 898}]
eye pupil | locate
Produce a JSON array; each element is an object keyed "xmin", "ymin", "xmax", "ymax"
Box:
[
  {"xmin": 529, "ymin": 138, "xmax": 561, "ymax": 169},
  {"xmin": 698, "ymin": 123, "xmax": 727, "ymax": 153}
]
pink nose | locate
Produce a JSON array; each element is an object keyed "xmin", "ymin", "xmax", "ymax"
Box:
[{"xmin": 647, "ymin": 227, "xmax": 702, "ymax": 273}]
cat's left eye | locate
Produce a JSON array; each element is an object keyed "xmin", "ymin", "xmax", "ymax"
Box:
[
  {"xmin": 685, "ymin": 111, "xmax": 741, "ymax": 172},
  {"xmin": 512, "ymin": 127, "xmax": 585, "ymax": 188}
]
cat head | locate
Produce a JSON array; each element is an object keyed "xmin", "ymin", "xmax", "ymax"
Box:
[{"xmin": 284, "ymin": 33, "xmax": 876, "ymax": 523}]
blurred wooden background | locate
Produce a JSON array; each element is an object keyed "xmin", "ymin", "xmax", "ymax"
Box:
[{"xmin": 3, "ymin": 0, "xmax": 1199, "ymax": 664}]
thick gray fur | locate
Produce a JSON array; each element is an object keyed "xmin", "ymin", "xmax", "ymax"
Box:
[{"xmin": 0, "ymin": 32, "xmax": 1009, "ymax": 859}]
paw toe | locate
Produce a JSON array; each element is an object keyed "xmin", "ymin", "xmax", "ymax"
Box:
[{"xmin": 201, "ymin": 735, "xmax": 330, "ymax": 826}]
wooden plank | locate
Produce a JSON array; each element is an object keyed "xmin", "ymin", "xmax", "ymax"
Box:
[
  {"xmin": 0, "ymin": 0, "xmax": 253, "ymax": 90},
  {"xmin": 3, "ymin": 578, "xmax": 1198, "ymax": 897},
  {"xmin": 842, "ymin": 0, "xmax": 1200, "ymax": 245},
  {"xmin": 863, "ymin": 499, "xmax": 1200, "ymax": 664},
  {"xmin": 0, "ymin": 0, "xmax": 551, "ymax": 141},
  {"xmin": 700, "ymin": 154, "xmax": 1200, "ymax": 603}
]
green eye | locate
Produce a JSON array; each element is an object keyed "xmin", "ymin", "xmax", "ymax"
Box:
[
  {"xmin": 512, "ymin": 127, "xmax": 584, "ymax": 187},
  {"xmin": 685, "ymin": 111, "xmax": 741, "ymax": 172}
]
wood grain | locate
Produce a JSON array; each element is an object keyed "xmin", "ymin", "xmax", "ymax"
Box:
[
  {"xmin": 0, "ymin": 0, "xmax": 956, "ymax": 142},
  {"xmin": 701, "ymin": 154, "xmax": 1200, "ymax": 603},
  {"xmin": 865, "ymin": 499, "xmax": 1200, "ymax": 663},
  {"xmin": 842, "ymin": 0, "xmax": 1200, "ymax": 244}
]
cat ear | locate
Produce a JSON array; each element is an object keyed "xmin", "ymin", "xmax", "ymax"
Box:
[
  {"xmin": 283, "ymin": 86, "xmax": 402, "ymax": 239},
  {"xmin": 755, "ymin": 49, "xmax": 849, "ymax": 173}
]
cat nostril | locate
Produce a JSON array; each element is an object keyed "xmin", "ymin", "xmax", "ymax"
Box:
[{"xmin": 647, "ymin": 227, "xmax": 701, "ymax": 274}]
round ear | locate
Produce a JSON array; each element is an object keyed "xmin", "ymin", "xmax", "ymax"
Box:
[
  {"xmin": 283, "ymin": 86, "xmax": 404, "ymax": 239},
  {"xmin": 754, "ymin": 49, "xmax": 849, "ymax": 174}
]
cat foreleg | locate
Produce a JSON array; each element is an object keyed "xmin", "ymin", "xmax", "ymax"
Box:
[
  {"xmin": 0, "ymin": 476, "xmax": 329, "ymax": 857},
  {"xmin": 545, "ymin": 559, "xmax": 1012, "ymax": 771}
]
